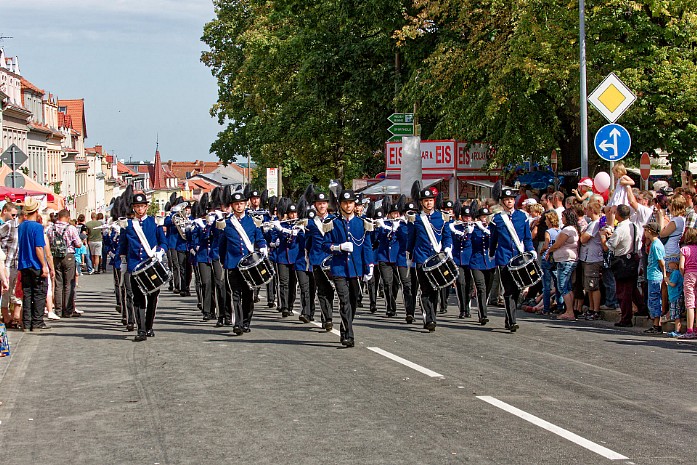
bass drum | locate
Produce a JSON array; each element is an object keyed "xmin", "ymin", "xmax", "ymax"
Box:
[
  {"xmin": 507, "ymin": 252, "xmax": 542, "ymax": 288},
  {"xmin": 132, "ymin": 258, "xmax": 171, "ymax": 295},
  {"xmin": 239, "ymin": 252, "xmax": 276, "ymax": 289},
  {"xmin": 422, "ymin": 252, "xmax": 459, "ymax": 289}
]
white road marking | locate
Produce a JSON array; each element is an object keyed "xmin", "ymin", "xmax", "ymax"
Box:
[
  {"xmin": 476, "ymin": 396, "xmax": 628, "ymax": 461},
  {"xmin": 367, "ymin": 347, "xmax": 444, "ymax": 378}
]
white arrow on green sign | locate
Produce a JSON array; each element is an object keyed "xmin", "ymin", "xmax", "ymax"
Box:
[
  {"xmin": 388, "ymin": 124, "xmax": 414, "ymax": 135},
  {"xmin": 387, "ymin": 113, "xmax": 414, "ymax": 124},
  {"xmin": 387, "ymin": 135, "xmax": 402, "ymax": 142}
]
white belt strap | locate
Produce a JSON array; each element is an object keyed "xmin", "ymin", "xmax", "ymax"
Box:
[
  {"xmin": 500, "ymin": 213, "xmax": 524, "ymax": 254},
  {"xmin": 231, "ymin": 216, "xmax": 254, "ymax": 253},
  {"xmin": 314, "ymin": 217, "xmax": 325, "ymax": 236},
  {"xmin": 132, "ymin": 219, "xmax": 155, "ymax": 258},
  {"xmin": 420, "ymin": 213, "xmax": 442, "ymax": 253}
]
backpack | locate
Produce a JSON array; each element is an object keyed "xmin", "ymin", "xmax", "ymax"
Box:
[{"xmin": 51, "ymin": 225, "xmax": 69, "ymax": 259}]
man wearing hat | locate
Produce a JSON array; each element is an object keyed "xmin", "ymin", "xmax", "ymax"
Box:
[
  {"xmin": 409, "ymin": 188, "xmax": 453, "ymax": 332},
  {"xmin": 17, "ymin": 197, "xmax": 52, "ymax": 331},
  {"xmin": 450, "ymin": 204, "xmax": 474, "ymax": 319},
  {"xmin": 375, "ymin": 204, "xmax": 402, "ymax": 317},
  {"xmin": 398, "ymin": 201, "xmax": 417, "ymax": 322},
  {"xmin": 164, "ymin": 201, "xmax": 193, "ymax": 297},
  {"xmin": 118, "ymin": 193, "xmax": 168, "ymax": 341},
  {"xmin": 322, "ymin": 190, "xmax": 375, "ymax": 347},
  {"xmin": 489, "ymin": 187, "xmax": 536, "ymax": 332},
  {"xmin": 305, "ymin": 192, "xmax": 335, "ymax": 330},
  {"xmin": 438, "ymin": 200, "xmax": 457, "ymax": 314},
  {"xmin": 470, "ymin": 207, "xmax": 495, "ymax": 325},
  {"xmin": 218, "ymin": 191, "xmax": 268, "ymax": 334},
  {"xmin": 273, "ymin": 203, "xmax": 299, "ymax": 318}
]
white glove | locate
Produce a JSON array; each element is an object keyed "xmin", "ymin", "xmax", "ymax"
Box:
[
  {"xmin": 108, "ymin": 251, "xmax": 115, "ymax": 260},
  {"xmin": 444, "ymin": 247, "xmax": 453, "ymax": 259},
  {"xmin": 272, "ymin": 220, "xmax": 282, "ymax": 231},
  {"xmin": 530, "ymin": 250, "xmax": 538, "ymax": 260},
  {"xmin": 216, "ymin": 219, "xmax": 226, "ymax": 230},
  {"xmin": 363, "ymin": 265, "xmax": 374, "ymax": 283},
  {"xmin": 119, "ymin": 258, "xmax": 127, "ymax": 274},
  {"xmin": 190, "ymin": 249, "xmax": 196, "ymax": 256},
  {"xmin": 291, "ymin": 228, "xmax": 299, "ymax": 236},
  {"xmin": 155, "ymin": 248, "xmax": 166, "ymax": 262},
  {"xmin": 340, "ymin": 242, "xmax": 353, "ymax": 253},
  {"xmin": 466, "ymin": 224, "xmax": 475, "ymax": 234},
  {"xmin": 259, "ymin": 247, "xmax": 269, "ymax": 257}
]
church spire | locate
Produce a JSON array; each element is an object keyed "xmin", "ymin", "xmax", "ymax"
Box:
[{"xmin": 151, "ymin": 135, "xmax": 166, "ymax": 190}]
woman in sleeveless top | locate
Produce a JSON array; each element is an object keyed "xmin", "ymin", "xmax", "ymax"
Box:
[
  {"xmin": 540, "ymin": 211, "xmax": 561, "ymax": 315},
  {"xmin": 658, "ymin": 195, "xmax": 687, "ymax": 264}
]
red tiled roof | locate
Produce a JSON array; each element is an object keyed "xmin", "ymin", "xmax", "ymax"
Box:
[
  {"xmin": 106, "ymin": 155, "xmax": 114, "ymax": 163},
  {"xmin": 58, "ymin": 112, "xmax": 73, "ymax": 129},
  {"xmin": 27, "ymin": 122, "xmax": 53, "ymax": 134},
  {"xmin": 165, "ymin": 160, "xmax": 221, "ymax": 179},
  {"xmin": 117, "ymin": 162, "xmax": 138, "ymax": 176},
  {"xmin": 20, "ymin": 77, "xmax": 45, "ymax": 96},
  {"xmin": 57, "ymin": 99, "xmax": 87, "ymax": 138},
  {"xmin": 180, "ymin": 178, "xmax": 214, "ymax": 193}
]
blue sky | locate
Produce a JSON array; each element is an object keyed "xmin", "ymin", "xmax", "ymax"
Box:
[{"xmin": 3, "ymin": 0, "xmax": 221, "ymax": 162}]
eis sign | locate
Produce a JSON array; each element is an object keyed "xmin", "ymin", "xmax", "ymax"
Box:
[{"xmin": 385, "ymin": 140, "xmax": 491, "ymax": 172}]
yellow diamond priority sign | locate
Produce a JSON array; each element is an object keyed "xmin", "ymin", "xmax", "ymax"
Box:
[{"xmin": 588, "ymin": 73, "xmax": 636, "ymax": 123}]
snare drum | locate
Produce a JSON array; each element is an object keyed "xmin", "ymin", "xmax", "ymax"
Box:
[
  {"xmin": 506, "ymin": 252, "xmax": 542, "ymax": 288},
  {"xmin": 239, "ymin": 252, "xmax": 276, "ymax": 289},
  {"xmin": 132, "ymin": 258, "xmax": 171, "ymax": 295},
  {"xmin": 422, "ymin": 252, "xmax": 459, "ymax": 289}
]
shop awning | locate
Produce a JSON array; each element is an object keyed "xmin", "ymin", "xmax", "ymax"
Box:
[{"xmin": 360, "ymin": 177, "xmax": 443, "ymax": 195}]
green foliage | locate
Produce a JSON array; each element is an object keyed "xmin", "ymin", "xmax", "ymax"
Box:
[{"xmin": 147, "ymin": 202, "xmax": 160, "ymax": 217}]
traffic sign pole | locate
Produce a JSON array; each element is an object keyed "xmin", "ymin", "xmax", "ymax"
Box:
[{"xmin": 579, "ymin": 0, "xmax": 588, "ymax": 178}]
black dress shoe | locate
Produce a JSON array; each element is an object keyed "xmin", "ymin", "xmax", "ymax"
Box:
[
  {"xmin": 406, "ymin": 315, "xmax": 414, "ymax": 324},
  {"xmin": 509, "ymin": 323, "xmax": 519, "ymax": 333},
  {"xmin": 173, "ymin": 289, "xmax": 180, "ymax": 294},
  {"xmin": 425, "ymin": 321, "xmax": 436, "ymax": 332},
  {"xmin": 126, "ymin": 324, "xmax": 134, "ymax": 332},
  {"xmin": 180, "ymin": 291, "xmax": 187, "ymax": 297},
  {"xmin": 224, "ymin": 320, "xmax": 232, "ymax": 326},
  {"xmin": 268, "ymin": 302, "xmax": 276, "ymax": 309},
  {"xmin": 458, "ymin": 312, "xmax": 465, "ymax": 319},
  {"xmin": 340, "ymin": 338, "xmax": 348, "ymax": 346},
  {"xmin": 61, "ymin": 313, "xmax": 72, "ymax": 318},
  {"xmin": 253, "ymin": 296, "xmax": 260, "ymax": 303},
  {"xmin": 357, "ymin": 301, "xmax": 364, "ymax": 308},
  {"xmin": 281, "ymin": 310, "xmax": 290, "ymax": 317},
  {"xmin": 344, "ymin": 338, "xmax": 355, "ymax": 347},
  {"xmin": 69, "ymin": 312, "xmax": 81, "ymax": 318},
  {"xmin": 386, "ymin": 312, "xmax": 396, "ymax": 318},
  {"xmin": 35, "ymin": 322, "xmax": 51, "ymax": 330},
  {"xmin": 242, "ymin": 326, "xmax": 251, "ymax": 333},
  {"xmin": 324, "ymin": 322, "xmax": 333, "ymax": 332},
  {"xmin": 146, "ymin": 329, "xmax": 155, "ymax": 337},
  {"xmin": 480, "ymin": 317, "xmax": 489, "ymax": 326},
  {"xmin": 134, "ymin": 333, "xmax": 147, "ymax": 342},
  {"xmin": 370, "ymin": 307, "xmax": 377, "ymax": 314},
  {"xmin": 614, "ymin": 321, "xmax": 633, "ymax": 327},
  {"xmin": 232, "ymin": 326, "xmax": 243, "ymax": 335},
  {"xmin": 121, "ymin": 318, "xmax": 127, "ymax": 326},
  {"xmin": 215, "ymin": 320, "xmax": 224, "ymax": 327},
  {"xmin": 299, "ymin": 314, "xmax": 310, "ymax": 323},
  {"xmin": 202, "ymin": 315, "xmax": 210, "ymax": 321}
]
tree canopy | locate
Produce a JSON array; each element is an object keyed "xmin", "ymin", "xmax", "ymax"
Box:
[{"xmin": 202, "ymin": 0, "xmax": 697, "ymax": 187}]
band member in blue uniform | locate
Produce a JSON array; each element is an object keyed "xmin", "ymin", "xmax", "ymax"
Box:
[
  {"xmin": 191, "ymin": 197, "xmax": 217, "ymax": 321},
  {"xmin": 274, "ymin": 204, "xmax": 299, "ymax": 318},
  {"xmin": 366, "ymin": 207, "xmax": 383, "ymax": 313},
  {"xmin": 307, "ymin": 192, "xmax": 335, "ymax": 331},
  {"xmin": 164, "ymin": 201, "xmax": 192, "ymax": 297},
  {"xmin": 439, "ymin": 200, "xmax": 456, "ymax": 314},
  {"xmin": 164, "ymin": 203, "xmax": 180, "ymax": 293},
  {"xmin": 470, "ymin": 207, "xmax": 495, "ymax": 325},
  {"xmin": 400, "ymin": 201, "xmax": 418, "ymax": 323},
  {"xmin": 376, "ymin": 205, "xmax": 402, "ymax": 317},
  {"xmin": 489, "ymin": 188, "xmax": 536, "ymax": 332},
  {"xmin": 207, "ymin": 194, "xmax": 226, "ymax": 326},
  {"xmin": 410, "ymin": 189, "xmax": 453, "ymax": 332},
  {"xmin": 295, "ymin": 212, "xmax": 316, "ymax": 323},
  {"xmin": 218, "ymin": 192, "xmax": 267, "ymax": 335},
  {"xmin": 451, "ymin": 205, "xmax": 474, "ymax": 319},
  {"xmin": 119, "ymin": 193, "xmax": 168, "ymax": 342},
  {"xmin": 322, "ymin": 190, "xmax": 374, "ymax": 347}
]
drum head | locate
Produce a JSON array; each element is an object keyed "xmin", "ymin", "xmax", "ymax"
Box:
[
  {"xmin": 423, "ymin": 252, "xmax": 446, "ymax": 271},
  {"xmin": 239, "ymin": 252, "xmax": 263, "ymax": 270}
]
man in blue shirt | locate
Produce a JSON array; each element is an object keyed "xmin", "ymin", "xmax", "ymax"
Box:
[
  {"xmin": 489, "ymin": 188, "xmax": 536, "ymax": 332},
  {"xmin": 17, "ymin": 198, "xmax": 51, "ymax": 331}
]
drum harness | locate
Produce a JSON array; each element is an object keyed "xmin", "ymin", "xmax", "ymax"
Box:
[
  {"xmin": 420, "ymin": 213, "xmax": 443, "ymax": 254},
  {"xmin": 230, "ymin": 215, "xmax": 255, "ymax": 255},
  {"xmin": 132, "ymin": 219, "xmax": 157, "ymax": 263},
  {"xmin": 499, "ymin": 212, "xmax": 525, "ymax": 257}
]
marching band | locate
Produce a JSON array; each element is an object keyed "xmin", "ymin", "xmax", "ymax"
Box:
[{"xmin": 101, "ymin": 181, "xmax": 541, "ymax": 345}]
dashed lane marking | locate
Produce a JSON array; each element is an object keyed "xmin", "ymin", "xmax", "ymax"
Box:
[
  {"xmin": 366, "ymin": 347, "xmax": 444, "ymax": 378},
  {"xmin": 476, "ymin": 396, "xmax": 629, "ymax": 461}
]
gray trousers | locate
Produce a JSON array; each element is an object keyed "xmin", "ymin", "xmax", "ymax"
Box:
[
  {"xmin": 54, "ymin": 254, "xmax": 76, "ymax": 316},
  {"xmin": 296, "ymin": 269, "xmax": 316, "ymax": 318},
  {"xmin": 379, "ymin": 262, "xmax": 399, "ymax": 316}
]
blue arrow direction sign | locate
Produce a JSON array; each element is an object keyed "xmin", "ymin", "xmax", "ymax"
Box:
[{"xmin": 594, "ymin": 123, "xmax": 631, "ymax": 162}]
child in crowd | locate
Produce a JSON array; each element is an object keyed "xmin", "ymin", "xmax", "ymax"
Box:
[
  {"xmin": 606, "ymin": 162, "xmax": 635, "ymax": 228},
  {"xmin": 75, "ymin": 242, "xmax": 87, "ymax": 284},
  {"xmin": 572, "ymin": 177, "xmax": 594, "ymax": 202},
  {"xmin": 664, "ymin": 261, "xmax": 684, "ymax": 337},
  {"xmin": 644, "ymin": 222, "xmax": 666, "ymax": 334},
  {"xmin": 679, "ymin": 228, "xmax": 697, "ymax": 339}
]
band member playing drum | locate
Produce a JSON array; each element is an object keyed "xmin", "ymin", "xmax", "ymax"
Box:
[
  {"xmin": 410, "ymin": 189, "xmax": 453, "ymax": 332},
  {"xmin": 451, "ymin": 205, "xmax": 474, "ymax": 319},
  {"xmin": 219, "ymin": 192, "xmax": 268, "ymax": 335},
  {"xmin": 307, "ymin": 192, "xmax": 335, "ymax": 331},
  {"xmin": 489, "ymin": 188, "xmax": 536, "ymax": 332},
  {"xmin": 470, "ymin": 207, "xmax": 495, "ymax": 325},
  {"xmin": 322, "ymin": 190, "xmax": 374, "ymax": 347},
  {"xmin": 118, "ymin": 193, "xmax": 168, "ymax": 342}
]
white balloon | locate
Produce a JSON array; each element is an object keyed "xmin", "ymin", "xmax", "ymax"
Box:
[{"xmin": 594, "ymin": 172, "xmax": 611, "ymax": 193}]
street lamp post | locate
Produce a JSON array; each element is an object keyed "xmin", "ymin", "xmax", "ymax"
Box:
[{"xmin": 580, "ymin": 0, "xmax": 589, "ymax": 178}]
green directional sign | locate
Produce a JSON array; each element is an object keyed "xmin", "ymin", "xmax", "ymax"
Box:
[
  {"xmin": 388, "ymin": 124, "xmax": 414, "ymax": 135},
  {"xmin": 387, "ymin": 135, "xmax": 403, "ymax": 143},
  {"xmin": 388, "ymin": 113, "xmax": 414, "ymax": 124}
]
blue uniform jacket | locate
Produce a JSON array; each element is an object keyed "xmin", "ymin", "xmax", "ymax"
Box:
[
  {"xmin": 469, "ymin": 223, "xmax": 495, "ymax": 270},
  {"xmin": 275, "ymin": 222, "xmax": 299, "ymax": 265},
  {"xmin": 191, "ymin": 219, "xmax": 214, "ymax": 264},
  {"xmin": 410, "ymin": 211, "xmax": 453, "ymax": 265},
  {"xmin": 396, "ymin": 221, "xmax": 412, "ymax": 268},
  {"xmin": 118, "ymin": 216, "xmax": 168, "ymax": 273},
  {"xmin": 164, "ymin": 214, "xmax": 188, "ymax": 252},
  {"xmin": 451, "ymin": 223, "xmax": 472, "ymax": 267},
  {"xmin": 489, "ymin": 210, "xmax": 534, "ymax": 266},
  {"xmin": 294, "ymin": 229, "xmax": 312, "ymax": 272},
  {"xmin": 306, "ymin": 214, "xmax": 334, "ymax": 267},
  {"xmin": 322, "ymin": 215, "xmax": 374, "ymax": 278},
  {"xmin": 376, "ymin": 220, "xmax": 400, "ymax": 264},
  {"xmin": 109, "ymin": 227, "xmax": 121, "ymax": 267},
  {"xmin": 219, "ymin": 214, "xmax": 267, "ymax": 269}
]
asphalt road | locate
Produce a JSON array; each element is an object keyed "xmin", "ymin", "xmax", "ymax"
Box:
[{"xmin": 1, "ymin": 272, "xmax": 695, "ymax": 464}]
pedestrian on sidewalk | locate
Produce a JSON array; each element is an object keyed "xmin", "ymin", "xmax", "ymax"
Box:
[
  {"xmin": 85, "ymin": 213, "xmax": 104, "ymax": 274},
  {"xmin": 643, "ymin": 222, "xmax": 666, "ymax": 334},
  {"xmin": 17, "ymin": 198, "xmax": 51, "ymax": 331},
  {"xmin": 679, "ymin": 228, "xmax": 697, "ymax": 339},
  {"xmin": 46, "ymin": 209, "xmax": 83, "ymax": 319},
  {"xmin": 664, "ymin": 260, "xmax": 684, "ymax": 337},
  {"xmin": 0, "ymin": 202, "xmax": 22, "ymax": 328}
]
